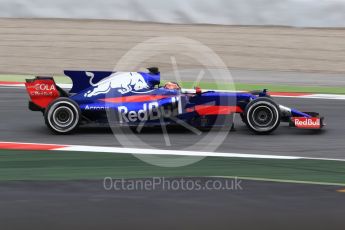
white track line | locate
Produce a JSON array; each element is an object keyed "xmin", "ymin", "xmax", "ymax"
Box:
[
  {"xmin": 217, "ymin": 176, "xmax": 345, "ymax": 186},
  {"xmin": 303, "ymin": 94, "xmax": 345, "ymax": 100},
  {"xmin": 3, "ymin": 141, "xmax": 345, "ymax": 186},
  {"xmin": 57, "ymin": 145, "xmax": 345, "ymax": 162},
  {"xmin": 2, "ymin": 141, "xmax": 345, "ymax": 162},
  {"xmin": 57, "ymin": 145, "xmax": 301, "ymax": 160}
]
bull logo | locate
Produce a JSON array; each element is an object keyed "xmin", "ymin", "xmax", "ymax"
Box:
[{"xmin": 84, "ymin": 72, "xmax": 149, "ymax": 97}]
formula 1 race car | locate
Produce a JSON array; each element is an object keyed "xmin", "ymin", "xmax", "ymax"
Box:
[{"xmin": 25, "ymin": 67, "xmax": 324, "ymax": 134}]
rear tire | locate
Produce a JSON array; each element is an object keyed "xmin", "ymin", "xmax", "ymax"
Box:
[
  {"xmin": 44, "ymin": 98, "xmax": 81, "ymax": 134},
  {"xmin": 244, "ymin": 97, "xmax": 280, "ymax": 134}
]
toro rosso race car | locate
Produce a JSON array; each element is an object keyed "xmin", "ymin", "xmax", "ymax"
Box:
[{"xmin": 25, "ymin": 67, "xmax": 324, "ymax": 134}]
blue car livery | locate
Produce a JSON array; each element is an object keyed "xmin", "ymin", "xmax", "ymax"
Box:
[{"xmin": 25, "ymin": 67, "xmax": 324, "ymax": 134}]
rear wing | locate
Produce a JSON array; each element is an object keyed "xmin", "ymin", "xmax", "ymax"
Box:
[{"xmin": 25, "ymin": 77, "xmax": 60, "ymax": 111}]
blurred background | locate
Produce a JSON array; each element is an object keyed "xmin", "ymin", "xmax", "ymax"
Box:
[
  {"xmin": 0, "ymin": 0, "xmax": 345, "ymax": 80},
  {"xmin": 2, "ymin": 0, "xmax": 345, "ymax": 27}
]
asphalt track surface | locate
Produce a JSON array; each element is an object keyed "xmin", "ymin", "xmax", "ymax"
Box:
[
  {"xmin": 0, "ymin": 178, "xmax": 344, "ymax": 230},
  {"xmin": 1, "ymin": 87, "xmax": 345, "ymax": 159},
  {"xmin": 1, "ymin": 87, "xmax": 345, "ymax": 229}
]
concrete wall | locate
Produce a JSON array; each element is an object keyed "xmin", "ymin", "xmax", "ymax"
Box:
[
  {"xmin": 1, "ymin": 0, "xmax": 345, "ymax": 27},
  {"xmin": 1, "ymin": 18, "xmax": 345, "ymax": 76}
]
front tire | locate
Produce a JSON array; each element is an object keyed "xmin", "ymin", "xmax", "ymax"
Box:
[
  {"xmin": 244, "ymin": 97, "xmax": 280, "ymax": 134},
  {"xmin": 44, "ymin": 98, "xmax": 81, "ymax": 134}
]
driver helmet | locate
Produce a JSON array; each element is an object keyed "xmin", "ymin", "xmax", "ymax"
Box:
[{"xmin": 164, "ymin": 82, "xmax": 181, "ymax": 90}]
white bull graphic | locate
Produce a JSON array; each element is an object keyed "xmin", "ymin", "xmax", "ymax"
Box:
[{"xmin": 84, "ymin": 72, "xmax": 149, "ymax": 97}]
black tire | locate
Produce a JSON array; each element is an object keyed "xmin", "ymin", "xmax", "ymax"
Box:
[
  {"xmin": 44, "ymin": 98, "xmax": 81, "ymax": 134},
  {"xmin": 240, "ymin": 113, "xmax": 247, "ymax": 124},
  {"xmin": 244, "ymin": 97, "xmax": 280, "ymax": 134}
]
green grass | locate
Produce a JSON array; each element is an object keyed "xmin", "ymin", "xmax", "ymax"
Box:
[
  {"xmin": 1, "ymin": 150, "xmax": 345, "ymax": 184},
  {"xmin": 1, "ymin": 74, "xmax": 344, "ymax": 94}
]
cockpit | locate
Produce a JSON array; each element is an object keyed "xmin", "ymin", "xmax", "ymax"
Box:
[{"xmin": 163, "ymin": 82, "xmax": 181, "ymax": 90}]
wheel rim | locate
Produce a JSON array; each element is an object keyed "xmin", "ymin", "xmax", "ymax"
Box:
[
  {"xmin": 246, "ymin": 101, "xmax": 279, "ymax": 132},
  {"xmin": 252, "ymin": 106, "xmax": 274, "ymax": 127},
  {"xmin": 47, "ymin": 101, "xmax": 79, "ymax": 133},
  {"xmin": 52, "ymin": 106, "xmax": 74, "ymax": 128}
]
